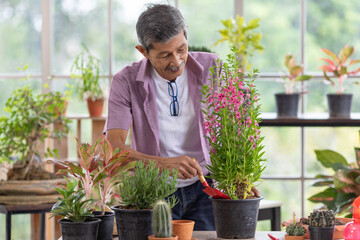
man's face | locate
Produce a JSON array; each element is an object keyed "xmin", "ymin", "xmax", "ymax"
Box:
[{"xmin": 136, "ymin": 32, "xmax": 188, "ymax": 81}]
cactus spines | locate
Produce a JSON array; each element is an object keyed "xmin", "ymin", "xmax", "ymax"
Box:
[
  {"xmin": 308, "ymin": 209, "xmax": 336, "ymax": 227},
  {"xmin": 152, "ymin": 200, "xmax": 172, "ymax": 238}
]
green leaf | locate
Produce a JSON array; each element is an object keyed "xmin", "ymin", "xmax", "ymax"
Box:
[{"xmin": 315, "ymin": 150, "xmax": 349, "ymax": 171}]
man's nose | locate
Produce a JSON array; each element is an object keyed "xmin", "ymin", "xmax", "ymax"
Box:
[{"xmin": 170, "ymin": 53, "xmax": 181, "ymax": 67}]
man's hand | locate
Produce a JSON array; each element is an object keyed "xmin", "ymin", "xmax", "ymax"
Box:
[{"xmin": 156, "ymin": 156, "xmax": 202, "ymax": 180}]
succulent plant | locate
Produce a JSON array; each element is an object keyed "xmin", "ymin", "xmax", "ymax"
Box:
[
  {"xmin": 307, "ymin": 209, "xmax": 336, "ymax": 227},
  {"xmin": 152, "ymin": 200, "xmax": 172, "ymax": 238},
  {"xmin": 286, "ymin": 211, "xmax": 306, "ymax": 236}
]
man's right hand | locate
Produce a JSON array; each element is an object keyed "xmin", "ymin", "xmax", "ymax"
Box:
[{"xmin": 156, "ymin": 156, "xmax": 203, "ymax": 180}]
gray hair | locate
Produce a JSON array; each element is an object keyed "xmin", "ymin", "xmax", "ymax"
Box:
[{"xmin": 136, "ymin": 4, "xmax": 187, "ymax": 52}]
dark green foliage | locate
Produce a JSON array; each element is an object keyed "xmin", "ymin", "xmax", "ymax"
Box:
[
  {"xmin": 286, "ymin": 224, "xmax": 306, "ymax": 236},
  {"xmin": 152, "ymin": 200, "xmax": 172, "ymax": 238},
  {"xmin": 50, "ymin": 178, "xmax": 94, "ymax": 222},
  {"xmin": 308, "ymin": 138, "xmax": 360, "ymax": 218},
  {"xmin": 117, "ymin": 160, "xmax": 178, "ymax": 209},
  {"xmin": 307, "ymin": 209, "xmax": 336, "ymax": 227},
  {"xmin": 0, "ymin": 84, "xmax": 70, "ymax": 164},
  {"xmin": 188, "ymin": 46, "xmax": 213, "ymax": 53}
]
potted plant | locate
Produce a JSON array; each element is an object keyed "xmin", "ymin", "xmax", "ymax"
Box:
[
  {"xmin": 214, "ymin": 15, "xmax": 264, "ymax": 71},
  {"xmin": 148, "ymin": 200, "xmax": 178, "ymax": 240},
  {"xmin": 51, "ymin": 135, "xmax": 134, "ymax": 240},
  {"xmin": 319, "ymin": 45, "xmax": 360, "ymax": 118},
  {"xmin": 0, "ymin": 74, "xmax": 70, "ymax": 204},
  {"xmin": 276, "ymin": 54, "xmax": 312, "ymax": 118},
  {"xmin": 301, "ymin": 209, "xmax": 336, "ymax": 240},
  {"xmin": 71, "ymin": 43, "xmax": 104, "ymax": 117},
  {"xmin": 284, "ymin": 211, "xmax": 306, "ymax": 240},
  {"xmin": 50, "ymin": 178, "xmax": 100, "ymax": 240},
  {"xmin": 112, "ymin": 160, "xmax": 178, "ymax": 240},
  {"xmin": 201, "ymin": 47, "xmax": 266, "ymax": 239}
]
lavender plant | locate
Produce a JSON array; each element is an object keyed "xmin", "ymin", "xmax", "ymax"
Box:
[{"xmin": 201, "ymin": 47, "xmax": 266, "ymax": 199}]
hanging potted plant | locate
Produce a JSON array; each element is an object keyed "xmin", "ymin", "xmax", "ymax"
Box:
[
  {"xmin": 0, "ymin": 67, "xmax": 70, "ymax": 204},
  {"xmin": 50, "ymin": 135, "xmax": 134, "ymax": 240},
  {"xmin": 50, "ymin": 178, "xmax": 100, "ymax": 240},
  {"xmin": 148, "ymin": 200, "xmax": 178, "ymax": 240},
  {"xmin": 276, "ymin": 54, "xmax": 312, "ymax": 118},
  {"xmin": 201, "ymin": 47, "xmax": 266, "ymax": 239},
  {"xmin": 112, "ymin": 160, "xmax": 178, "ymax": 240},
  {"xmin": 214, "ymin": 15, "xmax": 264, "ymax": 71},
  {"xmin": 71, "ymin": 43, "xmax": 104, "ymax": 117},
  {"xmin": 319, "ymin": 45, "xmax": 360, "ymax": 118}
]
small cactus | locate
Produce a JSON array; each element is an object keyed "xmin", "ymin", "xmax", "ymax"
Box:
[
  {"xmin": 308, "ymin": 209, "xmax": 336, "ymax": 227},
  {"xmin": 152, "ymin": 200, "xmax": 172, "ymax": 238},
  {"xmin": 286, "ymin": 211, "xmax": 306, "ymax": 236}
]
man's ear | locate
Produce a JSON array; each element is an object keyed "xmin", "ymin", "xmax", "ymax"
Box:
[{"xmin": 135, "ymin": 45, "xmax": 148, "ymax": 59}]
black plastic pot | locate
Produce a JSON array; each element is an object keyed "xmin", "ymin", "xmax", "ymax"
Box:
[
  {"xmin": 327, "ymin": 93, "xmax": 353, "ymax": 118},
  {"xmin": 92, "ymin": 211, "xmax": 115, "ymax": 240},
  {"xmin": 111, "ymin": 205, "xmax": 153, "ymax": 240},
  {"xmin": 275, "ymin": 93, "xmax": 300, "ymax": 118},
  {"xmin": 59, "ymin": 218, "xmax": 100, "ymax": 240},
  {"xmin": 308, "ymin": 226, "xmax": 335, "ymax": 240},
  {"xmin": 211, "ymin": 197, "xmax": 262, "ymax": 239}
]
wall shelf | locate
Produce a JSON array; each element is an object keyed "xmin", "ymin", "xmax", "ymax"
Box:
[{"xmin": 260, "ymin": 113, "xmax": 360, "ymax": 127}]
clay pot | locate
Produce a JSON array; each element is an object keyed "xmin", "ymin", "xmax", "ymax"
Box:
[
  {"xmin": 284, "ymin": 235, "xmax": 305, "ymax": 240},
  {"xmin": 148, "ymin": 235, "xmax": 178, "ymax": 240},
  {"xmin": 87, "ymin": 97, "xmax": 104, "ymax": 117},
  {"xmin": 171, "ymin": 220, "xmax": 194, "ymax": 240}
]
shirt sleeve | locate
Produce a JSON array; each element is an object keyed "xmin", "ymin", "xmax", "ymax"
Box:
[{"xmin": 104, "ymin": 73, "xmax": 132, "ymax": 132}]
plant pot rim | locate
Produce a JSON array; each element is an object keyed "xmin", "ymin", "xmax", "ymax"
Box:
[
  {"xmin": 111, "ymin": 204, "xmax": 153, "ymax": 212},
  {"xmin": 58, "ymin": 218, "xmax": 101, "ymax": 224},
  {"xmin": 326, "ymin": 93, "xmax": 353, "ymax": 96},
  {"xmin": 211, "ymin": 196, "xmax": 263, "ymax": 202},
  {"xmin": 308, "ymin": 226, "xmax": 335, "ymax": 229},
  {"xmin": 171, "ymin": 219, "xmax": 195, "ymax": 225},
  {"xmin": 275, "ymin": 93, "xmax": 300, "ymax": 96},
  {"xmin": 92, "ymin": 210, "xmax": 115, "ymax": 216}
]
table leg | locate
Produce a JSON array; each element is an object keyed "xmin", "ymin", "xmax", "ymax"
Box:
[
  {"xmin": 40, "ymin": 213, "xmax": 45, "ymax": 240},
  {"xmin": 6, "ymin": 213, "xmax": 11, "ymax": 240},
  {"xmin": 271, "ymin": 207, "xmax": 281, "ymax": 231}
]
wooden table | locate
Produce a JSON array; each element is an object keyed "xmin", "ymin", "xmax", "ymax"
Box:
[
  {"xmin": 0, "ymin": 203, "xmax": 53, "ymax": 240},
  {"xmin": 193, "ymin": 231, "xmax": 286, "ymax": 239}
]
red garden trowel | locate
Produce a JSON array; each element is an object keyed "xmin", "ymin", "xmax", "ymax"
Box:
[
  {"xmin": 198, "ymin": 173, "xmax": 230, "ymax": 199},
  {"xmin": 192, "ymin": 158, "xmax": 230, "ymax": 199}
]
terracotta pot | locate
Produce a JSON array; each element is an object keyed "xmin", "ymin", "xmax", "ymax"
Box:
[
  {"xmin": 87, "ymin": 97, "xmax": 104, "ymax": 117},
  {"xmin": 171, "ymin": 220, "xmax": 194, "ymax": 240},
  {"xmin": 148, "ymin": 235, "xmax": 178, "ymax": 240},
  {"xmin": 284, "ymin": 235, "xmax": 305, "ymax": 240}
]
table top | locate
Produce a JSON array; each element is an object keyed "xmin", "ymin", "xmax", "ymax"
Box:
[{"xmin": 0, "ymin": 203, "xmax": 53, "ymax": 214}]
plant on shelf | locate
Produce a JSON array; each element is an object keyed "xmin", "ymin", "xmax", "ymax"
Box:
[
  {"xmin": 319, "ymin": 45, "xmax": 360, "ymax": 117},
  {"xmin": 50, "ymin": 178, "xmax": 100, "ymax": 240},
  {"xmin": 148, "ymin": 200, "xmax": 177, "ymax": 240},
  {"xmin": 71, "ymin": 43, "xmax": 104, "ymax": 117},
  {"xmin": 280, "ymin": 54, "xmax": 312, "ymax": 95},
  {"xmin": 284, "ymin": 211, "xmax": 306, "ymax": 240},
  {"xmin": 201, "ymin": 47, "xmax": 266, "ymax": 239},
  {"xmin": 0, "ymin": 65, "xmax": 70, "ymax": 180},
  {"xmin": 320, "ymin": 45, "xmax": 360, "ymax": 94},
  {"xmin": 214, "ymin": 15, "xmax": 264, "ymax": 71},
  {"xmin": 112, "ymin": 160, "xmax": 178, "ymax": 240},
  {"xmin": 308, "ymin": 131, "xmax": 360, "ymax": 218},
  {"xmin": 275, "ymin": 54, "xmax": 312, "ymax": 118},
  {"xmin": 301, "ymin": 209, "xmax": 336, "ymax": 240}
]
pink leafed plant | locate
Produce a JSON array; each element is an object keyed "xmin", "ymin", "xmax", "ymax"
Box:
[
  {"xmin": 201, "ymin": 47, "xmax": 266, "ymax": 200},
  {"xmin": 51, "ymin": 136, "xmax": 134, "ymax": 215},
  {"xmin": 319, "ymin": 45, "xmax": 360, "ymax": 94},
  {"xmin": 280, "ymin": 54, "xmax": 312, "ymax": 94}
]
